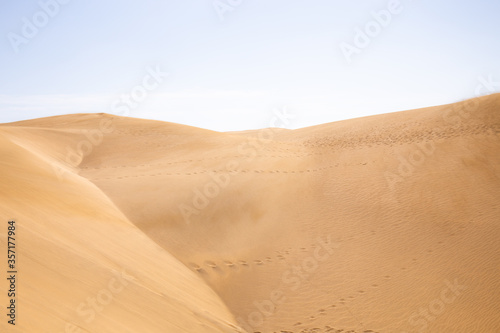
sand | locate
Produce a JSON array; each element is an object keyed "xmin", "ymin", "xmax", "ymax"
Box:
[{"xmin": 1, "ymin": 93, "xmax": 499, "ymax": 332}]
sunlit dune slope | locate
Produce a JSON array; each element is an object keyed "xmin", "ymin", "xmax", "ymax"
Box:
[{"xmin": 1, "ymin": 94, "xmax": 499, "ymax": 332}]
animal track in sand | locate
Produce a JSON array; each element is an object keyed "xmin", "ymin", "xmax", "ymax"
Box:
[
  {"xmin": 279, "ymin": 323, "xmax": 380, "ymax": 332},
  {"xmin": 297, "ymin": 301, "xmax": 379, "ymax": 332},
  {"xmin": 88, "ymin": 165, "xmax": 342, "ymax": 180},
  {"xmin": 204, "ymin": 261, "xmax": 217, "ymax": 268},
  {"xmin": 85, "ymin": 157, "xmax": 366, "ymax": 181},
  {"xmin": 223, "ymin": 260, "xmax": 235, "ymax": 268},
  {"xmin": 189, "ymin": 233, "xmax": 437, "ymax": 323},
  {"xmin": 188, "ymin": 263, "xmax": 202, "ymax": 271},
  {"xmin": 82, "ymin": 153, "xmax": 320, "ymax": 171},
  {"xmin": 189, "ymin": 246, "xmax": 316, "ymax": 275}
]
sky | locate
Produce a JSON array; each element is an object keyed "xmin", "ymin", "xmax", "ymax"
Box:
[{"xmin": 1, "ymin": 0, "xmax": 499, "ymax": 131}]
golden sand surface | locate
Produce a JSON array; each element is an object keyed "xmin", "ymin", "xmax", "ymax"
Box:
[{"xmin": 1, "ymin": 94, "xmax": 499, "ymax": 332}]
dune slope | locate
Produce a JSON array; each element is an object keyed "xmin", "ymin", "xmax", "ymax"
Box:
[
  {"xmin": 0, "ymin": 124, "xmax": 244, "ymax": 332},
  {"xmin": 1, "ymin": 94, "xmax": 499, "ymax": 332}
]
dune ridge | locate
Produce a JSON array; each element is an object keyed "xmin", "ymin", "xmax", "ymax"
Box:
[{"xmin": 1, "ymin": 94, "xmax": 499, "ymax": 332}]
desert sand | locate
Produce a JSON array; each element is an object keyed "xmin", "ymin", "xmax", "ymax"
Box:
[{"xmin": 1, "ymin": 94, "xmax": 499, "ymax": 332}]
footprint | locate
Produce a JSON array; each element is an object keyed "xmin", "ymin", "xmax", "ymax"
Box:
[
  {"xmin": 205, "ymin": 261, "xmax": 217, "ymax": 268},
  {"xmin": 188, "ymin": 263, "xmax": 202, "ymax": 271},
  {"xmin": 223, "ymin": 261, "xmax": 235, "ymax": 268},
  {"xmin": 238, "ymin": 260, "xmax": 249, "ymax": 266},
  {"xmin": 254, "ymin": 260, "xmax": 264, "ymax": 265}
]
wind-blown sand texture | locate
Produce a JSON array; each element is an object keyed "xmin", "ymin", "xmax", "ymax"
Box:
[{"xmin": 1, "ymin": 94, "xmax": 499, "ymax": 332}]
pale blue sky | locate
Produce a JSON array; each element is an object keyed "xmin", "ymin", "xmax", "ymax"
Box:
[{"xmin": 1, "ymin": 0, "xmax": 499, "ymax": 131}]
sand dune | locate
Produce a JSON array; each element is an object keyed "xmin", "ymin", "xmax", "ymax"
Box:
[{"xmin": 1, "ymin": 94, "xmax": 499, "ymax": 332}]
